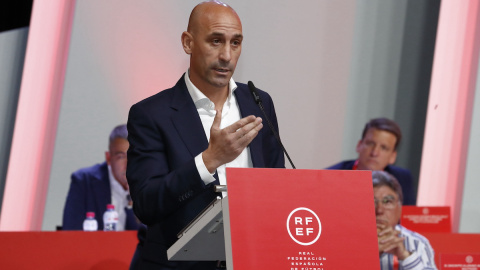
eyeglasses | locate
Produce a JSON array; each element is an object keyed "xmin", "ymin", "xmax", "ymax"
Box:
[{"xmin": 374, "ymin": 195, "xmax": 398, "ymax": 209}]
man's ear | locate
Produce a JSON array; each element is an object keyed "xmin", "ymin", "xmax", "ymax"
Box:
[
  {"xmin": 389, "ymin": 151, "xmax": 397, "ymax": 165},
  {"xmin": 105, "ymin": 151, "xmax": 111, "ymax": 165},
  {"xmin": 355, "ymin": 140, "xmax": 363, "ymax": 154},
  {"xmin": 181, "ymin": 31, "xmax": 193, "ymax": 55}
]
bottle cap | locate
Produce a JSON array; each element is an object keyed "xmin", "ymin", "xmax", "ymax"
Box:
[
  {"xmin": 86, "ymin": 212, "xmax": 95, "ymax": 218},
  {"xmin": 106, "ymin": 204, "xmax": 115, "ymax": 210}
]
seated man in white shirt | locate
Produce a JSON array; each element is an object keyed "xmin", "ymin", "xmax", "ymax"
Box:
[{"xmin": 373, "ymin": 171, "xmax": 437, "ymax": 270}]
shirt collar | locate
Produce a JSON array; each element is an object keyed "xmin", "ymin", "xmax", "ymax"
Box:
[{"xmin": 184, "ymin": 70, "xmax": 237, "ymax": 109}]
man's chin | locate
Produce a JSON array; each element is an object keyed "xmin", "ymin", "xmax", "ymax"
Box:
[
  {"xmin": 362, "ymin": 162, "xmax": 383, "ymax": 171},
  {"xmin": 376, "ymin": 218, "xmax": 389, "ymax": 226},
  {"xmin": 209, "ymin": 78, "xmax": 230, "ymax": 88}
]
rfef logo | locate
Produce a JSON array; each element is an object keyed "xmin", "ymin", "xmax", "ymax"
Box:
[
  {"xmin": 466, "ymin": 255, "xmax": 474, "ymax": 263},
  {"xmin": 286, "ymin": 207, "xmax": 321, "ymax": 246}
]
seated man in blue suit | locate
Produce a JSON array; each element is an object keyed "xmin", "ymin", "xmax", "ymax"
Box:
[
  {"xmin": 63, "ymin": 124, "xmax": 139, "ymax": 231},
  {"xmin": 327, "ymin": 118, "xmax": 416, "ymax": 205},
  {"xmin": 126, "ymin": 1, "xmax": 285, "ymax": 269}
]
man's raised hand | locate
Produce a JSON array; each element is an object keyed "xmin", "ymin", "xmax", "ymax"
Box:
[{"xmin": 202, "ymin": 109, "xmax": 263, "ymax": 173}]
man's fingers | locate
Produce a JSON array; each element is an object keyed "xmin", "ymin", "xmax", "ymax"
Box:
[
  {"xmin": 225, "ymin": 115, "xmax": 258, "ymax": 133},
  {"xmin": 237, "ymin": 122, "xmax": 263, "ymax": 144},
  {"xmin": 234, "ymin": 118, "xmax": 262, "ymax": 141},
  {"xmin": 382, "ymin": 237, "xmax": 405, "ymax": 252},
  {"xmin": 212, "ymin": 109, "xmax": 223, "ymax": 130},
  {"xmin": 235, "ymin": 117, "xmax": 262, "ymax": 136}
]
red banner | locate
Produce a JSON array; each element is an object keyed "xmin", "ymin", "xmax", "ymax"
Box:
[
  {"xmin": 401, "ymin": 206, "xmax": 451, "ymax": 233},
  {"xmin": 226, "ymin": 168, "xmax": 379, "ymax": 270},
  {"xmin": 440, "ymin": 254, "xmax": 480, "ymax": 270}
]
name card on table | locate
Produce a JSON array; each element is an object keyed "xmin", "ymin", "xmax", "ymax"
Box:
[
  {"xmin": 401, "ymin": 206, "xmax": 451, "ymax": 233},
  {"xmin": 440, "ymin": 254, "xmax": 480, "ymax": 270}
]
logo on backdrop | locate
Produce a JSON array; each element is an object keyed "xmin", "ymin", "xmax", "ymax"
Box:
[
  {"xmin": 286, "ymin": 207, "xmax": 322, "ymax": 246},
  {"xmin": 466, "ymin": 255, "xmax": 474, "ymax": 264}
]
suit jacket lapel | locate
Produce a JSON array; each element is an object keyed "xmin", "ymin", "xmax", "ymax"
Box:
[
  {"xmin": 235, "ymin": 87, "xmax": 264, "ymax": 167},
  {"xmin": 170, "ymin": 77, "xmax": 209, "ymax": 157}
]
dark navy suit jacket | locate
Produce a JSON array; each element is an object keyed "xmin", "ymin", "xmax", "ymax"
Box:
[
  {"xmin": 62, "ymin": 161, "xmax": 139, "ymax": 231},
  {"xmin": 327, "ymin": 160, "xmax": 416, "ymax": 206},
  {"xmin": 126, "ymin": 75, "xmax": 285, "ymax": 269}
]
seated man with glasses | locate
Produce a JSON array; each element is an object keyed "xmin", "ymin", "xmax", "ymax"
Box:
[{"xmin": 372, "ymin": 171, "xmax": 437, "ymax": 270}]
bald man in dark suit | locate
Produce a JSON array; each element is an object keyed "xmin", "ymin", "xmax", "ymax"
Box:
[{"xmin": 126, "ymin": 2, "xmax": 285, "ymax": 269}]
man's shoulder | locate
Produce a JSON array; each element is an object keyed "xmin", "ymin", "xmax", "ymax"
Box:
[
  {"xmin": 234, "ymin": 81, "xmax": 273, "ymax": 102},
  {"xmin": 384, "ymin": 164, "xmax": 413, "ymax": 179},
  {"xmin": 72, "ymin": 162, "xmax": 108, "ymax": 182},
  {"xmin": 133, "ymin": 84, "xmax": 179, "ymax": 108},
  {"xmin": 326, "ymin": 160, "xmax": 355, "ymax": 170},
  {"xmin": 131, "ymin": 75, "xmax": 186, "ymax": 109}
]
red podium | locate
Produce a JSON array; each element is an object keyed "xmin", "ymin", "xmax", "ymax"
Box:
[{"xmin": 168, "ymin": 169, "xmax": 380, "ymax": 269}]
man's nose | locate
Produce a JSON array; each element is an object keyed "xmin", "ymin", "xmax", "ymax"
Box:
[
  {"xmin": 219, "ymin": 44, "xmax": 231, "ymax": 62},
  {"xmin": 371, "ymin": 145, "xmax": 380, "ymax": 156},
  {"xmin": 375, "ymin": 204, "xmax": 385, "ymax": 215}
]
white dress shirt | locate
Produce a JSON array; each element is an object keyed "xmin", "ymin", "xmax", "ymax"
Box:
[
  {"xmin": 108, "ymin": 165, "xmax": 130, "ymax": 231},
  {"xmin": 379, "ymin": 225, "xmax": 437, "ymax": 270},
  {"xmin": 184, "ymin": 71, "xmax": 253, "ymax": 192}
]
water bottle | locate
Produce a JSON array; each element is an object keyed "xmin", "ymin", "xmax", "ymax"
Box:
[
  {"xmin": 83, "ymin": 212, "xmax": 98, "ymax": 231},
  {"xmin": 103, "ymin": 204, "xmax": 119, "ymax": 231}
]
